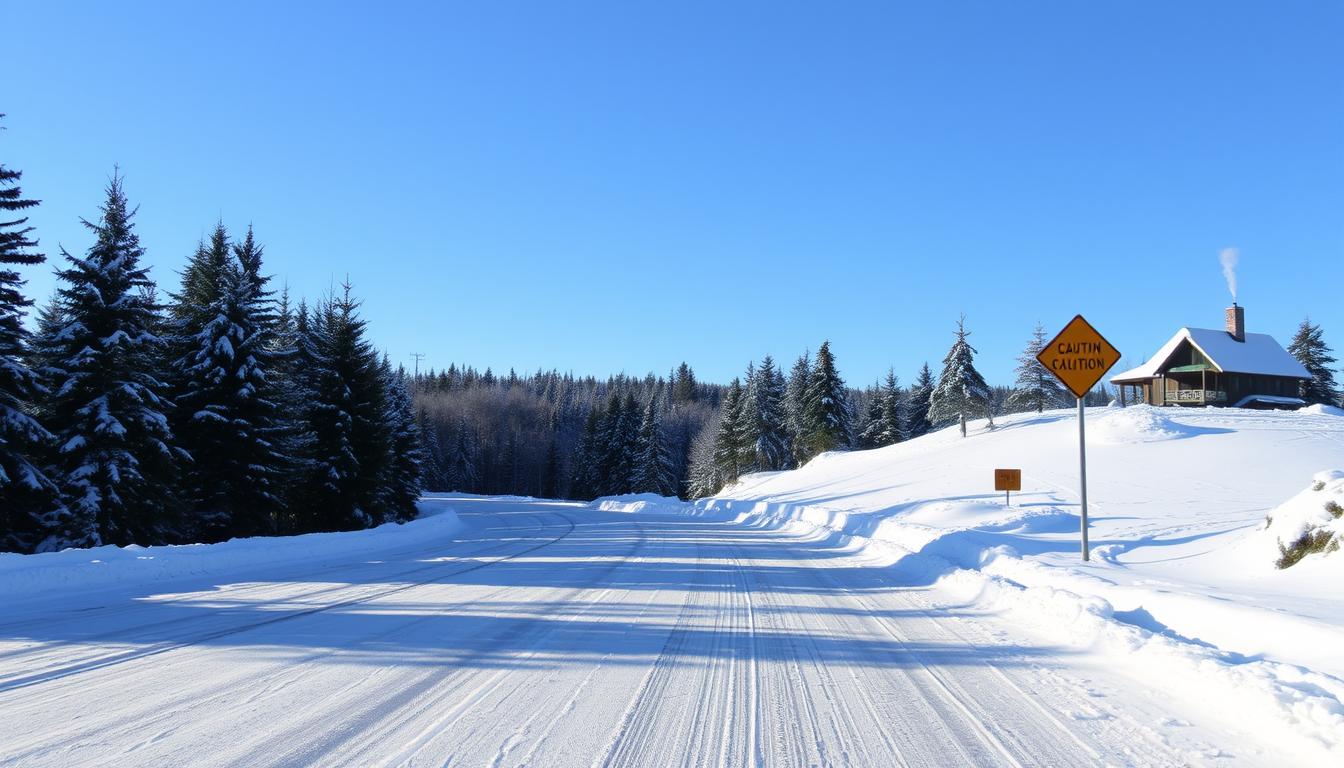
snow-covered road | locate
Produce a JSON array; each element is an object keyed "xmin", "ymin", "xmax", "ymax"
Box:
[{"xmin": 2, "ymin": 497, "xmax": 1264, "ymax": 766}]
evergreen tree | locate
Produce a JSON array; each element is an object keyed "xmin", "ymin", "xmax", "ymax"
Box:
[
  {"xmin": 170, "ymin": 226, "xmax": 289, "ymax": 539},
  {"xmin": 785, "ymin": 351, "xmax": 811, "ymax": 466},
  {"xmin": 421, "ymin": 419, "xmax": 449, "ymax": 492},
  {"xmin": 377, "ymin": 364, "xmax": 425, "ymax": 522},
  {"xmin": 295, "ymin": 284, "xmax": 388, "ymax": 531},
  {"xmin": 1288, "ymin": 318, "xmax": 1340, "ymax": 406},
  {"xmin": 633, "ymin": 395, "xmax": 677, "ymax": 496},
  {"xmin": 747, "ymin": 355, "xmax": 789, "ymax": 470},
  {"xmin": 448, "ymin": 417, "xmax": 479, "ymax": 493},
  {"xmin": 42, "ymin": 174, "xmax": 183, "ymax": 548},
  {"xmin": 620, "ymin": 391, "xmax": 641, "ymax": 491},
  {"xmin": 569, "ymin": 407, "xmax": 602, "ymax": 499},
  {"xmin": 685, "ymin": 410, "xmax": 722, "ymax": 499},
  {"xmin": 541, "ymin": 438, "xmax": 561, "ymax": 499},
  {"xmin": 713, "ymin": 378, "xmax": 746, "ymax": 485},
  {"xmin": 169, "ymin": 224, "xmax": 231, "ymax": 332},
  {"xmin": 595, "ymin": 392, "xmax": 637, "ymax": 495},
  {"xmin": 672, "ymin": 362, "xmax": 698, "ymax": 404},
  {"xmin": 857, "ymin": 382, "xmax": 884, "ymax": 450},
  {"xmin": 860, "ymin": 370, "xmax": 904, "ymax": 448},
  {"xmin": 0, "ymin": 119, "xmax": 62, "ymax": 551},
  {"xmin": 929, "ymin": 316, "xmax": 993, "ymax": 437},
  {"xmin": 906, "ymin": 363, "xmax": 934, "ymax": 438},
  {"xmin": 800, "ymin": 341, "xmax": 853, "ymax": 456},
  {"xmin": 1007, "ymin": 322, "xmax": 1068, "ymax": 413}
]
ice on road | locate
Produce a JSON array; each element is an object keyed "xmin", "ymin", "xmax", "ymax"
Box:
[{"xmin": 1, "ymin": 498, "xmax": 1259, "ymax": 766}]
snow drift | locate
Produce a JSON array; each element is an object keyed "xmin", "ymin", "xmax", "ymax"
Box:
[{"xmin": 0, "ymin": 496, "xmax": 463, "ymax": 605}]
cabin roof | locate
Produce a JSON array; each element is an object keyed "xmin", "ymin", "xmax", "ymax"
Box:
[{"xmin": 1110, "ymin": 327, "xmax": 1310, "ymax": 383}]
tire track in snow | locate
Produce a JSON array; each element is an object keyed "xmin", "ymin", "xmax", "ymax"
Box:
[{"xmin": 246, "ymin": 519, "xmax": 654, "ymax": 768}]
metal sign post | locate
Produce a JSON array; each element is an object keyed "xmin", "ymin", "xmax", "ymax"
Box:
[
  {"xmin": 1036, "ymin": 315, "xmax": 1119, "ymax": 562},
  {"xmin": 1077, "ymin": 397, "xmax": 1089, "ymax": 560}
]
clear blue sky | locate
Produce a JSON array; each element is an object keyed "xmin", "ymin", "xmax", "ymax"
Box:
[{"xmin": 6, "ymin": 2, "xmax": 1342, "ymax": 386}]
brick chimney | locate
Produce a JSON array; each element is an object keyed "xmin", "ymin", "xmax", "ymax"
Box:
[{"xmin": 1226, "ymin": 303, "xmax": 1245, "ymax": 342}]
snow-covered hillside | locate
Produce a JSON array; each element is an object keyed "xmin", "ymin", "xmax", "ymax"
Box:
[{"xmin": 696, "ymin": 404, "xmax": 1344, "ymax": 754}]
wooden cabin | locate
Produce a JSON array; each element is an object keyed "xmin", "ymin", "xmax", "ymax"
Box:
[{"xmin": 1111, "ymin": 305, "xmax": 1310, "ymax": 409}]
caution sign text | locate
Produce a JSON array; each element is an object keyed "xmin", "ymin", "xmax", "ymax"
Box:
[{"xmin": 1036, "ymin": 315, "xmax": 1121, "ymax": 399}]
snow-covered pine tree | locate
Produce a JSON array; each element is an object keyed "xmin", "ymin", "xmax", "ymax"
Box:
[
  {"xmin": 1006, "ymin": 322, "xmax": 1068, "ymax": 414},
  {"xmin": 748, "ymin": 355, "xmax": 789, "ymax": 471},
  {"xmin": 0, "ymin": 122, "xmax": 63, "ymax": 552},
  {"xmin": 672, "ymin": 362, "xmax": 698, "ymax": 404},
  {"xmin": 685, "ymin": 410, "xmax": 722, "ymax": 499},
  {"xmin": 376, "ymin": 364, "xmax": 425, "ymax": 523},
  {"xmin": 1288, "ymin": 318, "xmax": 1340, "ymax": 406},
  {"xmin": 42, "ymin": 173, "xmax": 184, "ymax": 548},
  {"xmin": 448, "ymin": 416, "xmax": 480, "ymax": 493},
  {"xmin": 295, "ymin": 284, "xmax": 388, "ymax": 531},
  {"xmin": 929, "ymin": 316, "xmax": 994, "ymax": 437},
  {"xmin": 800, "ymin": 341, "xmax": 853, "ymax": 456},
  {"xmin": 169, "ymin": 224, "xmax": 231, "ymax": 335},
  {"xmin": 343, "ymin": 291, "xmax": 395, "ymax": 525},
  {"xmin": 420, "ymin": 418, "xmax": 449, "ymax": 492},
  {"xmin": 906, "ymin": 363, "xmax": 934, "ymax": 438},
  {"xmin": 860, "ymin": 370, "xmax": 904, "ymax": 448},
  {"xmin": 621, "ymin": 391, "xmax": 641, "ymax": 491},
  {"xmin": 785, "ymin": 351, "xmax": 810, "ymax": 466},
  {"xmin": 713, "ymin": 378, "xmax": 746, "ymax": 486},
  {"xmin": 170, "ymin": 226, "xmax": 291, "ymax": 540},
  {"xmin": 569, "ymin": 407, "xmax": 602, "ymax": 499},
  {"xmin": 738, "ymin": 362, "xmax": 758, "ymax": 474},
  {"xmin": 595, "ymin": 392, "xmax": 635, "ymax": 495},
  {"xmin": 857, "ymin": 382, "xmax": 884, "ymax": 450},
  {"xmin": 633, "ymin": 394, "xmax": 677, "ymax": 496}
]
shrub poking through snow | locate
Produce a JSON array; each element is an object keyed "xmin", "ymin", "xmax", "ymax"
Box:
[
  {"xmin": 1277, "ymin": 529, "xmax": 1339, "ymax": 569},
  {"xmin": 1264, "ymin": 470, "xmax": 1344, "ymax": 569}
]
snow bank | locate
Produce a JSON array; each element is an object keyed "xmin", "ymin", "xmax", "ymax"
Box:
[
  {"xmin": 0, "ymin": 498, "xmax": 463, "ymax": 603},
  {"xmin": 1302, "ymin": 403, "xmax": 1344, "ymax": 417},
  {"xmin": 588, "ymin": 493, "xmax": 688, "ymax": 515},
  {"xmin": 1087, "ymin": 404, "xmax": 1194, "ymax": 444}
]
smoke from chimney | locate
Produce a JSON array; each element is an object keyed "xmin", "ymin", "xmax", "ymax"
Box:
[{"xmin": 1219, "ymin": 247, "xmax": 1239, "ymax": 301}]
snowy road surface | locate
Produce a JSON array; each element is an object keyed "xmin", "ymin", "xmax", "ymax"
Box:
[{"xmin": 2, "ymin": 497, "xmax": 1270, "ymax": 766}]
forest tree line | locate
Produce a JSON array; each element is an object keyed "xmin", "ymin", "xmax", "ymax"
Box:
[
  {"xmin": 411, "ymin": 302, "xmax": 1342, "ymax": 506},
  {"xmin": 409, "ymin": 322, "xmax": 1118, "ymax": 503},
  {"xmin": 0, "ymin": 146, "xmax": 424, "ymax": 553}
]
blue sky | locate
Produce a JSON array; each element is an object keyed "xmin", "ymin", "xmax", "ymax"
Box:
[{"xmin": 5, "ymin": 2, "xmax": 1341, "ymax": 386}]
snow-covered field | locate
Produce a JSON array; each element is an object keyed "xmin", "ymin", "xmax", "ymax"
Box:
[{"xmin": 1, "ymin": 406, "xmax": 1341, "ymax": 766}]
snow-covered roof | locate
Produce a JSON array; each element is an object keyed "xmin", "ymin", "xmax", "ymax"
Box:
[{"xmin": 1110, "ymin": 327, "xmax": 1310, "ymax": 382}]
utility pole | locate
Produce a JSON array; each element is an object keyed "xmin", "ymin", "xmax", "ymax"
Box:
[{"xmin": 410, "ymin": 352, "xmax": 425, "ymax": 380}]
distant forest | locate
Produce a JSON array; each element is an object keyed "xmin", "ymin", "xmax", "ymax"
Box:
[{"xmin": 409, "ymin": 329, "xmax": 1116, "ymax": 503}]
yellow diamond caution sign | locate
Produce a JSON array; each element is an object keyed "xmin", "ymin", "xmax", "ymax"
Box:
[{"xmin": 1036, "ymin": 315, "xmax": 1121, "ymax": 399}]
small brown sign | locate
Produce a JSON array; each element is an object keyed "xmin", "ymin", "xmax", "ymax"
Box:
[
  {"xmin": 1036, "ymin": 315, "xmax": 1121, "ymax": 399},
  {"xmin": 994, "ymin": 468, "xmax": 1021, "ymax": 492}
]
